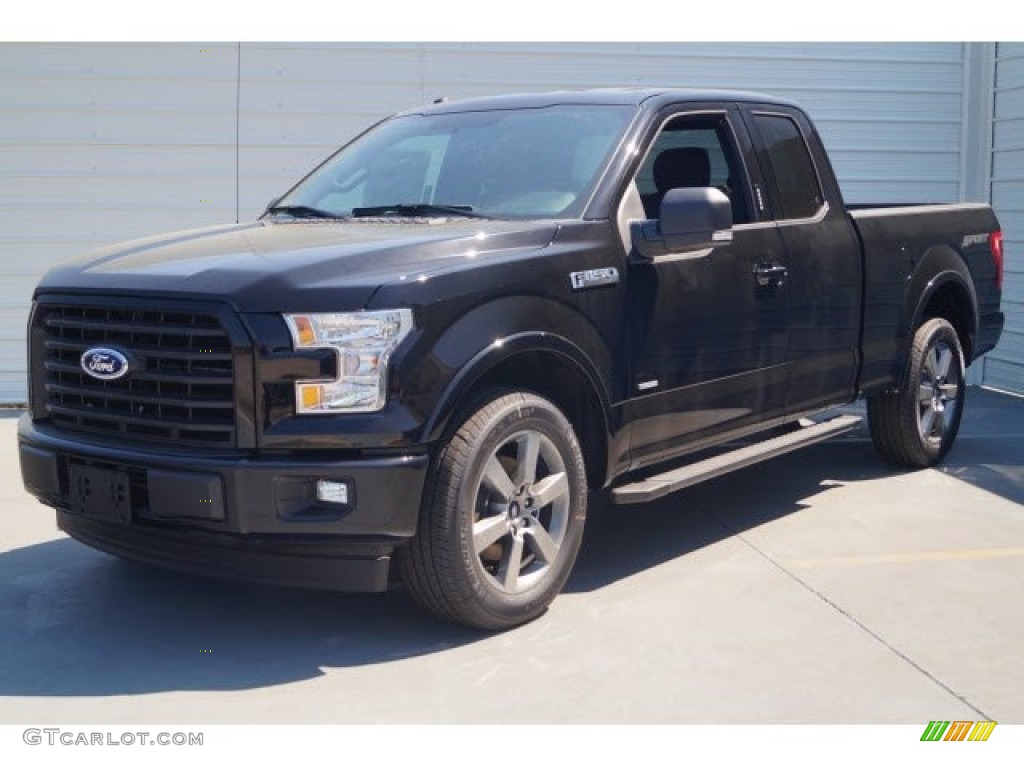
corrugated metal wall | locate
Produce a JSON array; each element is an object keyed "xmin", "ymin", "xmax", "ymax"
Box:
[
  {"xmin": 0, "ymin": 43, "xmax": 238, "ymax": 401},
  {"xmin": 0, "ymin": 42, "xmax": 976, "ymax": 401},
  {"xmin": 237, "ymin": 42, "xmax": 966, "ymax": 214},
  {"xmin": 987, "ymin": 42, "xmax": 1024, "ymax": 394}
]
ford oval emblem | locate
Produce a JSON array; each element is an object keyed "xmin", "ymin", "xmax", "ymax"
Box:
[{"xmin": 80, "ymin": 347, "xmax": 131, "ymax": 381}]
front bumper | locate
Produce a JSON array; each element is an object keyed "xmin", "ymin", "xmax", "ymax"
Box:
[{"xmin": 18, "ymin": 415, "xmax": 429, "ymax": 591}]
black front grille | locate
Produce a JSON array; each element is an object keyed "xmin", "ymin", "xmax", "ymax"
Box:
[{"xmin": 38, "ymin": 303, "xmax": 238, "ymax": 447}]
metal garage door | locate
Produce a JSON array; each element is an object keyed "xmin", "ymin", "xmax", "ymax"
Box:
[
  {"xmin": 0, "ymin": 42, "xmax": 971, "ymax": 402},
  {"xmin": 987, "ymin": 42, "xmax": 1024, "ymax": 394}
]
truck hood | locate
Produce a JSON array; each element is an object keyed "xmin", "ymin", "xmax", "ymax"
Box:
[{"xmin": 36, "ymin": 218, "xmax": 559, "ymax": 312}]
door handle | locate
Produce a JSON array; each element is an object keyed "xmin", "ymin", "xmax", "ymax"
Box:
[{"xmin": 754, "ymin": 263, "xmax": 788, "ymax": 287}]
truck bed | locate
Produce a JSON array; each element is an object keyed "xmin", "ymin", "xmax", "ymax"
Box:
[{"xmin": 848, "ymin": 202, "xmax": 1003, "ymax": 393}]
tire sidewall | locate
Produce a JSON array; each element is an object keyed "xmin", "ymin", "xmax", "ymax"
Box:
[
  {"xmin": 904, "ymin": 319, "xmax": 966, "ymax": 465},
  {"xmin": 449, "ymin": 394, "xmax": 587, "ymax": 623}
]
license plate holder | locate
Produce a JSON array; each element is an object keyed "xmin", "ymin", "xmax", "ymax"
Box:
[{"xmin": 69, "ymin": 464, "xmax": 131, "ymax": 524}]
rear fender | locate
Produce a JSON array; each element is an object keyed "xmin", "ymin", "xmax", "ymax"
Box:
[{"xmin": 901, "ymin": 245, "xmax": 978, "ymax": 366}]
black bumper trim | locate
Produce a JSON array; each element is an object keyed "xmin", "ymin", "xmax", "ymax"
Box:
[
  {"xmin": 19, "ymin": 415, "xmax": 429, "ymax": 537},
  {"xmin": 974, "ymin": 310, "xmax": 1004, "ymax": 359},
  {"xmin": 58, "ymin": 510, "xmax": 393, "ymax": 592}
]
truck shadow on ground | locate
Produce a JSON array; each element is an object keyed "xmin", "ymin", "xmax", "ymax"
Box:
[
  {"xmin": 0, "ymin": 393, "xmax": 1019, "ymax": 699},
  {"xmin": 568, "ymin": 439, "xmax": 880, "ymax": 593},
  {"xmin": 572, "ymin": 408, "xmax": 1024, "ymax": 592}
]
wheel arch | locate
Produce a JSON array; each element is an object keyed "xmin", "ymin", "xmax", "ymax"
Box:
[
  {"xmin": 422, "ymin": 334, "xmax": 614, "ymax": 490},
  {"xmin": 902, "ymin": 244, "xmax": 979, "ymax": 369}
]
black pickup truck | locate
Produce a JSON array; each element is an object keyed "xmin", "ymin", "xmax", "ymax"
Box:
[{"xmin": 19, "ymin": 89, "xmax": 1005, "ymax": 629}]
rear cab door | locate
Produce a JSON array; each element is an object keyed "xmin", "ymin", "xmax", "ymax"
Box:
[{"xmin": 740, "ymin": 105, "xmax": 863, "ymax": 415}]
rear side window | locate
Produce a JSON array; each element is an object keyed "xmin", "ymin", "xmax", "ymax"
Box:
[{"xmin": 753, "ymin": 114, "xmax": 824, "ymax": 220}]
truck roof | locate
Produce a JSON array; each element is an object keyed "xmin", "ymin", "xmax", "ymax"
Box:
[{"xmin": 400, "ymin": 88, "xmax": 802, "ymax": 115}]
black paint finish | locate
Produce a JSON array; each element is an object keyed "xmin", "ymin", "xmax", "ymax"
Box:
[{"xmin": 20, "ymin": 88, "xmax": 1005, "ymax": 589}]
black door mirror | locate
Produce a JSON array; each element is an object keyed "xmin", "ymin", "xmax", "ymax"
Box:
[
  {"xmin": 660, "ymin": 187, "xmax": 732, "ymax": 251},
  {"xmin": 630, "ymin": 187, "xmax": 733, "ymax": 262}
]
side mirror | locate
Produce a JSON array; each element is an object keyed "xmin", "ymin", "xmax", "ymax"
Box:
[
  {"xmin": 660, "ymin": 187, "xmax": 732, "ymax": 251},
  {"xmin": 630, "ymin": 187, "xmax": 733, "ymax": 262}
]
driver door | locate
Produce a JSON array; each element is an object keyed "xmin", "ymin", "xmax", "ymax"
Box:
[{"xmin": 624, "ymin": 108, "xmax": 792, "ymax": 468}]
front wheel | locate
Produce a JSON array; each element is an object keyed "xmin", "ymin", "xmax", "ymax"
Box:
[
  {"xmin": 398, "ymin": 392, "xmax": 588, "ymax": 630},
  {"xmin": 867, "ymin": 317, "xmax": 966, "ymax": 468}
]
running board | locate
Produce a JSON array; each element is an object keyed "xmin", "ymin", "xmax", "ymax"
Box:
[{"xmin": 612, "ymin": 414, "xmax": 862, "ymax": 505}]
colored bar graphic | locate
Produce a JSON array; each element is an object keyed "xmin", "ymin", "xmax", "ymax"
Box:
[
  {"xmin": 968, "ymin": 722, "xmax": 997, "ymax": 741},
  {"xmin": 920, "ymin": 720, "xmax": 997, "ymax": 742},
  {"xmin": 944, "ymin": 721, "xmax": 973, "ymax": 741},
  {"xmin": 921, "ymin": 721, "xmax": 950, "ymax": 741}
]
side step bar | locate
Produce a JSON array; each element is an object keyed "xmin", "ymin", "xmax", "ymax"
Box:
[{"xmin": 612, "ymin": 414, "xmax": 862, "ymax": 505}]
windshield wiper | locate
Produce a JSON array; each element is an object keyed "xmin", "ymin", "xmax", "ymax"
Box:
[
  {"xmin": 265, "ymin": 204, "xmax": 346, "ymax": 220},
  {"xmin": 351, "ymin": 203, "xmax": 489, "ymax": 219}
]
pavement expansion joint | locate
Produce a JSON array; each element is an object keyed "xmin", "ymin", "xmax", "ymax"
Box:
[{"xmin": 704, "ymin": 509, "xmax": 994, "ymax": 722}]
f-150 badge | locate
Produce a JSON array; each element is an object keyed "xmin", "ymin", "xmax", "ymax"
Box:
[{"xmin": 570, "ymin": 267, "xmax": 620, "ymax": 291}]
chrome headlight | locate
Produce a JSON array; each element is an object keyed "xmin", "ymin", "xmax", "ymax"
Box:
[{"xmin": 284, "ymin": 309, "xmax": 413, "ymax": 413}]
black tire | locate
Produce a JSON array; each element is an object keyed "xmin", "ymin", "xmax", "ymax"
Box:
[
  {"xmin": 397, "ymin": 391, "xmax": 588, "ymax": 630},
  {"xmin": 867, "ymin": 317, "xmax": 966, "ymax": 468}
]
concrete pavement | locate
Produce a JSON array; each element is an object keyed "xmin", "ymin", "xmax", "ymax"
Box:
[{"xmin": 0, "ymin": 387, "xmax": 1021, "ymax": 723}]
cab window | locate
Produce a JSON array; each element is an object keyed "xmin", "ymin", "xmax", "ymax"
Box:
[
  {"xmin": 635, "ymin": 115, "xmax": 751, "ymax": 224},
  {"xmin": 751, "ymin": 113, "xmax": 824, "ymax": 220}
]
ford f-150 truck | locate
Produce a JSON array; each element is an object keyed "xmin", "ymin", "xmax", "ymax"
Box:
[{"xmin": 18, "ymin": 89, "xmax": 1005, "ymax": 629}]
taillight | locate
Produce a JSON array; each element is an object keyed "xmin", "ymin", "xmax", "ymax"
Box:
[{"xmin": 989, "ymin": 231, "xmax": 1003, "ymax": 291}]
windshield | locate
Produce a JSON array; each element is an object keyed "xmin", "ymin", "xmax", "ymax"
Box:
[{"xmin": 272, "ymin": 104, "xmax": 634, "ymax": 220}]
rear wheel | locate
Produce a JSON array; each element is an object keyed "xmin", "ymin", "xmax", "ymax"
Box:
[
  {"xmin": 398, "ymin": 391, "xmax": 587, "ymax": 630},
  {"xmin": 867, "ymin": 317, "xmax": 966, "ymax": 467}
]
